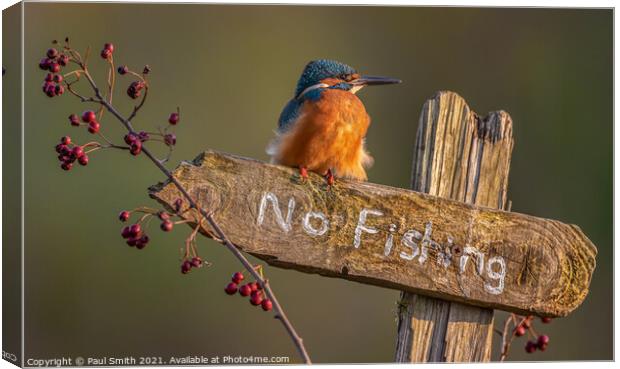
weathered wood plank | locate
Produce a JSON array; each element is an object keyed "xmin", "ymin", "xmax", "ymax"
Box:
[
  {"xmin": 149, "ymin": 150, "xmax": 596, "ymax": 318},
  {"xmin": 396, "ymin": 91, "xmax": 511, "ymax": 362}
]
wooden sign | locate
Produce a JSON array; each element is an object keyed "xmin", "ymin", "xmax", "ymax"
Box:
[{"xmin": 149, "ymin": 150, "xmax": 596, "ymax": 317}]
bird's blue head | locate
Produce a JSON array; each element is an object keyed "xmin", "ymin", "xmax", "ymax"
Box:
[
  {"xmin": 294, "ymin": 60, "xmax": 356, "ymax": 97},
  {"xmin": 293, "ymin": 59, "xmax": 401, "ymax": 99}
]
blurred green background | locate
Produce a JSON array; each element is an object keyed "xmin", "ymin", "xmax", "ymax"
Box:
[{"xmin": 7, "ymin": 3, "xmax": 613, "ymax": 363}]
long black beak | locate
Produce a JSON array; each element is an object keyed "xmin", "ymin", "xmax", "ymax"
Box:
[{"xmin": 351, "ymin": 75, "xmax": 402, "ymax": 86}]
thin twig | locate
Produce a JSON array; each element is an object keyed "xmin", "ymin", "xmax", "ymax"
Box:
[{"xmin": 70, "ymin": 59, "xmax": 312, "ymax": 364}]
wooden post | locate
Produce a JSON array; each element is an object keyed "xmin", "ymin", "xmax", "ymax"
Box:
[{"xmin": 395, "ymin": 91, "xmax": 514, "ymax": 362}]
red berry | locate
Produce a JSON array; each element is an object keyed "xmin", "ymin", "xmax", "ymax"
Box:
[
  {"xmin": 250, "ymin": 291, "xmax": 263, "ymax": 306},
  {"xmin": 137, "ymin": 131, "xmax": 149, "ymax": 142},
  {"xmin": 181, "ymin": 261, "xmax": 192, "ymax": 274},
  {"xmin": 130, "ymin": 142, "xmax": 142, "ymax": 156},
  {"xmin": 44, "ymin": 84, "xmax": 56, "ymax": 97},
  {"xmin": 53, "ymin": 74, "xmax": 63, "ymax": 83},
  {"xmin": 261, "ymin": 299, "xmax": 273, "ymax": 311},
  {"xmin": 61, "ymin": 136, "xmax": 71, "ymax": 145},
  {"xmin": 100, "ymin": 48, "xmax": 111, "ymax": 59},
  {"xmin": 45, "ymin": 73, "xmax": 54, "ymax": 82},
  {"xmin": 78, "ymin": 155, "xmax": 89, "ymax": 166},
  {"xmin": 225, "ymin": 282, "xmax": 238, "ymax": 295},
  {"xmin": 168, "ymin": 112, "xmax": 180, "ymax": 125},
  {"xmin": 119, "ymin": 211, "xmax": 130, "ymax": 222},
  {"xmin": 136, "ymin": 235, "xmax": 149, "ymax": 249},
  {"xmin": 124, "ymin": 133, "xmax": 138, "ymax": 144},
  {"xmin": 541, "ymin": 317, "xmax": 552, "ymax": 324},
  {"xmin": 121, "ymin": 226, "xmax": 131, "ymax": 239},
  {"xmin": 54, "ymin": 84, "xmax": 64, "ymax": 96},
  {"xmin": 160, "ymin": 220, "xmax": 173, "ymax": 232},
  {"xmin": 39, "ymin": 58, "xmax": 50, "ymax": 70},
  {"xmin": 117, "ymin": 65, "xmax": 128, "ymax": 75},
  {"xmin": 55, "ymin": 144, "xmax": 66, "ymax": 154},
  {"xmin": 190, "ymin": 257, "xmax": 203, "ymax": 268},
  {"xmin": 42, "ymin": 81, "xmax": 53, "ymax": 91},
  {"xmin": 239, "ymin": 284, "xmax": 252, "ymax": 297},
  {"xmin": 164, "ymin": 133, "xmax": 177, "ymax": 146},
  {"xmin": 537, "ymin": 335, "xmax": 549, "ymax": 346},
  {"xmin": 46, "ymin": 48, "xmax": 58, "ymax": 58},
  {"xmin": 104, "ymin": 43, "xmax": 114, "ymax": 52},
  {"xmin": 231, "ymin": 272, "xmax": 244, "ymax": 284},
  {"xmin": 129, "ymin": 224, "xmax": 141, "ymax": 237},
  {"xmin": 60, "ymin": 162, "xmax": 72, "ymax": 171},
  {"xmin": 82, "ymin": 110, "xmax": 96, "ymax": 123},
  {"xmin": 249, "ymin": 282, "xmax": 258, "ymax": 292},
  {"xmin": 71, "ymin": 146, "xmax": 84, "ymax": 157},
  {"xmin": 127, "ymin": 81, "xmax": 145, "ymax": 99},
  {"xmin": 69, "ymin": 114, "xmax": 80, "ymax": 126},
  {"xmin": 58, "ymin": 54, "xmax": 69, "ymax": 66},
  {"xmin": 48, "ymin": 62, "xmax": 60, "ymax": 73},
  {"xmin": 88, "ymin": 121, "xmax": 100, "ymax": 134},
  {"xmin": 64, "ymin": 153, "xmax": 76, "ymax": 163},
  {"xmin": 515, "ymin": 325, "xmax": 526, "ymax": 337},
  {"xmin": 126, "ymin": 237, "xmax": 138, "ymax": 247},
  {"xmin": 525, "ymin": 341, "xmax": 537, "ymax": 353}
]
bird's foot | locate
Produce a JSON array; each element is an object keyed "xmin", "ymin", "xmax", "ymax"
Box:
[
  {"xmin": 299, "ymin": 166, "xmax": 309, "ymax": 182},
  {"xmin": 324, "ymin": 169, "xmax": 335, "ymax": 188}
]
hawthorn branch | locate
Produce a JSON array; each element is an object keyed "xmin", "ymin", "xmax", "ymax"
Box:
[{"xmin": 71, "ymin": 60, "xmax": 312, "ymax": 364}]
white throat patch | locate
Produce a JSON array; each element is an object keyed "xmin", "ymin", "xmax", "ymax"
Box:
[
  {"xmin": 298, "ymin": 83, "xmax": 330, "ymax": 99},
  {"xmin": 350, "ymin": 85, "xmax": 365, "ymax": 94}
]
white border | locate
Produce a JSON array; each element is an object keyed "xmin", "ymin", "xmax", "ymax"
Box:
[{"xmin": 0, "ymin": 1, "xmax": 615, "ymax": 369}]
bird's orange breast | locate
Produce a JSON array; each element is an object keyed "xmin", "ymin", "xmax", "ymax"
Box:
[{"xmin": 273, "ymin": 89, "xmax": 373, "ymax": 180}]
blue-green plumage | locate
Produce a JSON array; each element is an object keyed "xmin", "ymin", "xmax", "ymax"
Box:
[{"xmin": 294, "ymin": 59, "xmax": 356, "ymax": 98}]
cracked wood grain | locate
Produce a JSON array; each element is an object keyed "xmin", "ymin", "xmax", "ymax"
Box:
[
  {"xmin": 393, "ymin": 91, "xmax": 585, "ymax": 362},
  {"xmin": 149, "ymin": 136, "xmax": 595, "ymax": 319},
  {"xmin": 396, "ymin": 91, "xmax": 510, "ymax": 362}
]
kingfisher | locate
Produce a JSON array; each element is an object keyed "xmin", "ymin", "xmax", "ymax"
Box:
[{"xmin": 267, "ymin": 59, "xmax": 401, "ymax": 185}]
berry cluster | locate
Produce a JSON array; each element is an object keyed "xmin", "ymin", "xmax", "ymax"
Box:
[
  {"xmin": 39, "ymin": 47, "xmax": 68, "ymax": 97},
  {"xmin": 181, "ymin": 256, "xmax": 204, "ymax": 274},
  {"xmin": 73, "ymin": 110, "xmax": 101, "ymax": 134},
  {"xmin": 120, "ymin": 222, "xmax": 150, "ymax": 249},
  {"xmin": 124, "ymin": 132, "xmax": 146, "ymax": 156},
  {"xmin": 225, "ymin": 272, "xmax": 273, "ymax": 312},
  {"xmin": 54, "ymin": 136, "xmax": 89, "ymax": 170},
  {"xmin": 118, "ymin": 210, "xmax": 155, "ymax": 249},
  {"xmin": 525, "ymin": 335, "xmax": 550, "ymax": 353},
  {"xmin": 118, "ymin": 206, "xmax": 206, "ymax": 274},
  {"xmin": 513, "ymin": 315, "xmax": 552, "ymax": 354},
  {"xmin": 41, "ymin": 40, "xmax": 180, "ymax": 169}
]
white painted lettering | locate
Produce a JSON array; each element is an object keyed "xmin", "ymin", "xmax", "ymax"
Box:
[
  {"xmin": 353, "ymin": 209, "xmax": 383, "ymax": 249},
  {"xmin": 257, "ymin": 192, "xmax": 295, "ymax": 233}
]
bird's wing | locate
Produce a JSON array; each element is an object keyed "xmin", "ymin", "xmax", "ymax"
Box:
[
  {"xmin": 277, "ymin": 98, "xmax": 303, "ymax": 133},
  {"xmin": 267, "ymin": 98, "xmax": 303, "ymax": 160}
]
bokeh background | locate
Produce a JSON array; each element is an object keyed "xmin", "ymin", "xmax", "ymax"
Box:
[{"xmin": 4, "ymin": 3, "xmax": 612, "ymax": 363}]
